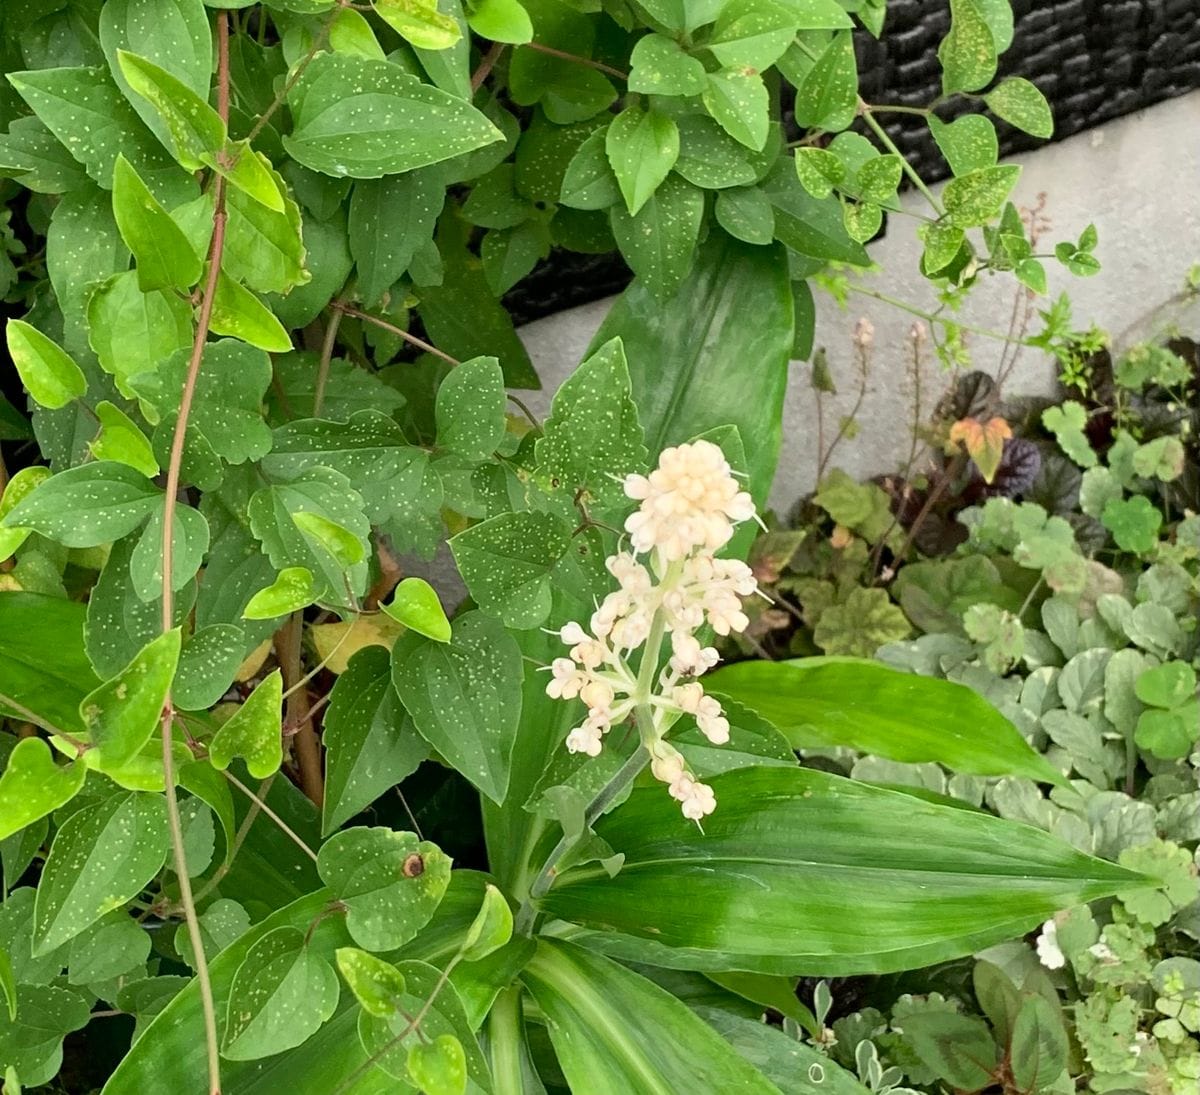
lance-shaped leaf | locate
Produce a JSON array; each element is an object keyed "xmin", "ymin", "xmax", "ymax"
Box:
[
  {"xmin": 33, "ymin": 790, "xmax": 168, "ymax": 954},
  {"xmin": 283, "ymin": 53, "xmax": 501, "ymax": 178},
  {"xmin": 523, "ymin": 940, "xmax": 777, "ymax": 1093},
  {"xmin": 706, "ymin": 657, "xmax": 1065, "ymax": 785},
  {"xmin": 209, "ymin": 272, "xmax": 292, "ymax": 352},
  {"xmin": 317, "ymin": 827, "xmax": 451, "ymax": 951},
  {"xmin": 541, "ymin": 766, "xmax": 1150, "ymax": 976},
  {"xmin": 117, "ymin": 51, "xmax": 225, "ymax": 171},
  {"xmin": 221, "ymin": 926, "xmax": 339, "ymax": 1061},
  {"xmin": 111, "ymin": 154, "xmax": 201, "ymax": 291},
  {"xmin": 391, "ymin": 610, "xmax": 522, "ymax": 804},
  {"xmin": 81, "ymin": 628, "xmax": 181, "ymax": 770},
  {"xmin": 209, "ymin": 669, "xmax": 283, "ymax": 779},
  {"xmin": 606, "ymin": 105, "xmax": 679, "ymax": 215},
  {"xmin": 0, "ymin": 739, "xmax": 87, "ymax": 842},
  {"xmin": 5, "ymin": 320, "xmax": 86, "ymax": 410},
  {"xmin": 450, "ymin": 511, "xmax": 572, "ymax": 630}
]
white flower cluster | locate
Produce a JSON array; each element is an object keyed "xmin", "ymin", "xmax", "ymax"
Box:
[{"xmin": 546, "ymin": 440, "xmax": 759, "ymax": 822}]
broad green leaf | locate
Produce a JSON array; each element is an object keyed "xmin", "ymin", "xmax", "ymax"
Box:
[
  {"xmin": 464, "ymin": 163, "xmax": 531, "ymax": 229},
  {"xmin": 1136, "ymin": 704, "xmax": 1199, "ymax": 760},
  {"xmin": 460, "ymin": 884, "xmax": 513, "ymax": 963},
  {"xmin": 129, "ymin": 500, "xmax": 210, "ymax": 598},
  {"xmin": 611, "ymin": 174, "xmax": 706, "ymax": 299},
  {"xmin": 793, "ymin": 147, "xmax": 845, "ymax": 199},
  {"xmin": 407, "ymin": 1035, "xmax": 467, "ymax": 1095},
  {"xmin": 90, "ymin": 401, "xmax": 160, "ymax": 477},
  {"xmin": 86, "ymin": 270, "xmax": 193, "ymax": 397},
  {"xmin": 175, "ymin": 897, "xmax": 250, "ymax": 969},
  {"xmin": 792, "ymin": 30, "xmax": 857, "ymax": 131},
  {"xmin": 217, "ymin": 161, "xmax": 309, "ymax": 295},
  {"xmin": 763, "ymin": 161, "xmax": 870, "ymax": 267},
  {"xmin": 523, "ymin": 940, "xmax": 777, "ymax": 1094},
  {"xmin": 901, "ymin": 1011, "xmax": 998, "ymax": 1089},
  {"xmin": 535, "ymin": 337, "xmax": 646, "ymax": 509},
  {"xmin": 928, "ymin": 113, "xmax": 999, "ymax": 176},
  {"xmin": 1135, "ymin": 662, "xmax": 1196, "ymax": 709},
  {"xmin": 922, "ymin": 222, "xmax": 967, "ymax": 274},
  {"xmin": 67, "ymin": 911, "xmax": 151, "ymax": 985},
  {"xmin": 335, "ymin": 947, "xmax": 408, "ymax": 1017},
  {"xmin": 857, "ymin": 154, "xmax": 903, "ymax": 203},
  {"xmin": 381, "ymin": 578, "xmax": 453, "ymax": 643},
  {"xmin": 5, "ymin": 321, "xmax": 86, "ymax": 410},
  {"xmin": 209, "ymin": 272, "xmax": 292, "ymax": 352},
  {"xmin": 1103, "ymin": 495, "xmax": 1162, "ymax": 553},
  {"xmin": 628, "ymin": 34, "xmax": 706, "ymax": 96},
  {"xmin": 985, "ymin": 77, "xmax": 1053, "ymax": 139},
  {"xmin": 283, "ymin": 53, "xmax": 501, "ymax": 178},
  {"xmin": 709, "ymin": 0, "xmax": 798, "ymax": 70},
  {"xmin": 0, "ymin": 593, "xmax": 101, "ymax": 735},
  {"xmin": 322, "ymin": 647, "xmax": 429, "ymax": 835},
  {"xmin": 605, "ymin": 106, "xmax": 679, "ymax": 216},
  {"xmin": 0, "ymin": 739, "xmax": 87, "ymax": 843},
  {"xmin": 542, "ymin": 767, "xmax": 1148, "ymax": 975},
  {"xmin": 560, "ymin": 129, "xmax": 620, "ymax": 210},
  {"xmin": 0, "ymin": 115, "xmax": 89, "ymax": 195},
  {"xmin": 450, "ymin": 512, "xmax": 572, "ymax": 629},
  {"xmin": 1041, "ymin": 401, "xmax": 1096, "ymax": 468},
  {"xmin": 216, "ymin": 140, "xmax": 287, "ymax": 213},
  {"xmin": 116, "ymin": 51, "xmax": 225, "ymax": 171},
  {"xmin": 466, "ymin": 0, "xmax": 533, "ymax": 44},
  {"xmin": 0, "ymin": 949, "xmax": 16, "ymax": 1021},
  {"xmin": 374, "ymin": 0, "xmax": 462, "ymax": 51},
  {"xmin": 243, "ymin": 567, "xmax": 316, "ymax": 620},
  {"xmin": 208, "ymin": 669, "xmax": 283, "ymax": 779},
  {"xmin": 349, "ymin": 170, "xmax": 444, "ymax": 306},
  {"xmin": 33, "ymin": 790, "xmax": 168, "ymax": 954},
  {"xmin": 292, "ymin": 511, "xmax": 365, "ymax": 569},
  {"xmin": 81, "ymin": 628, "xmax": 181, "ymax": 769},
  {"xmin": 702, "ymin": 69, "xmax": 769, "ymax": 150},
  {"xmin": 842, "ymin": 200, "xmax": 882, "ymax": 243},
  {"xmin": 173, "ymin": 624, "xmax": 246, "ymax": 712},
  {"xmin": 707, "ymin": 657, "xmax": 1066, "ymax": 784},
  {"xmin": 435, "ymin": 356, "xmax": 507, "ymax": 461},
  {"xmin": 0, "ymin": 984, "xmax": 89, "ymax": 1088},
  {"xmin": 943, "ymin": 164, "xmax": 1021, "ymax": 227},
  {"xmin": 391, "ymin": 610, "xmax": 522, "ymax": 805},
  {"xmin": 221, "ymin": 926, "xmax": 339, "ymax": 1060},
  {"xmin": 939, "ymin": 0, "xmax": 997, "ymax": 95},
  {"xmin": 1010, "ymin": 993, "xmax": 1068, "ymax": 1093},
  {"xmin": 317, "ymin": 827, "xmax": 451, "ymax": 951},
  {"xmin": 481, "ymin": 220, "xmax": 550, "ymax": 295},
  {"xmin": 674, "ymin": 113, "xmax": 758, "ymax": 189},
  {"xmin": 2, "ymin": 462, "xmax": 160, "ymax": 548},
  {"xmin": 714, "ymin": 186, "xmax": 775, "ymax": 245},
  {"xmin": 111, "ymin": 154, "xmax": 201, "ymax": 291}
]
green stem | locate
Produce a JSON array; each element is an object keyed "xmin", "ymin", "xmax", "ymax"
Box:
[
  {"xmin": 859, "ymin": 101, "xmax": 943, "ymax": 216},
  {"xmin": 867, "ymin": 104, "xmax": 931, "ymax": 117},
  {"xmin": 847, "ymin": 285, "xmax": 1041, "ymax": 345},
  {"xmin": 489, "ymin": 985, "xmax": 526, "ymax": 1095}
]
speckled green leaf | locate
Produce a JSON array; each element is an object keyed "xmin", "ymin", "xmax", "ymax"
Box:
[
  {"xmin": 922, "ymin": 222, "xmax": 966, "ymax": 274},
  {"xmin": 0, "ymin": 984, "xmax": 90, "ymax": 1088},
  {"xmin": 944, "ymin": 164, "xmax": 1021, "ymax": 227},
  {"xmin": 130, "ymin": 500, "xmax": 210, "ymax": 599},
  {"xmin": 435, "ymin": 356, "xmax": 507, "ymax": 461},
  {"xmin": 317, "ymin": 827, "xmax": 451, "ymax": 951},
  {"xmin": 283, "ymin": 53, "xmax": 501, "ymax": 179},
  {"xmin": 560, "ymin": 129, "xmax": 620, "ymax": 209},
  {"xmin": 535, "ymin": 337, "xmax": 646, "ymax": 509},
  {"xmin": 218, "ymin": 160, "xmax": 308, "ymax": 295},
  {"xmin": 90, "ymin": 401, "xmax": 159, "ymax": 477},
  {"xmin": 349, "ymin": 170, "xmax": 444, "ymax": 306},
  {"xmin": 984, "ymin": 78, "xmax": 1053, "ymax": 139},
  {"xmin": 116, "ymin": 51, "xmax": 225, "ymax": 171},
  {"xmin": 173, "ymin": 624, "xmax": 246, "ymax": 711},
  {"xmin": 111, "ymin": 154, "xmax": 201, "ymax": 291},
  {"xmin": 605, "ymin": 106, "xmax": 679, "ymax": 216},
  {"xmin": 710, "ymin": 1, "xmax": 797, "ymax": 70},
  {"xmin": 221, "ymin": 926, "xmax": 339, "ymax": 1060},
  {"xmin": 81, "ymin": 628, "xmax": 181, "ymax": 770},
  {"xmin": 714, "ymin": 186, "xmax": 775, "ymax": 245},
  {"xmin": 793, "ymin": 147, "xmax": 845, "ymax": 198},
  {"xmin": 292, "ymin": 511, "xmax": 365, "ymax": 569},
  {"xmin": 928, "ymin": 113, "xmax": 998, "ymax": 176},
  {"xmin": 33, "ymin": 790, "xmax": 169, "ymax": 955},
  {"xmin": 843, "ymin": 200, "xmax": 882, "ymax": 242},
  {"xmin": 611, "ymin": 173, "xmax": 705, "ymax": 300},
  {"xmin": 939, "ymin": 0, "xmax": 998, "ymax": 94},
  {"xmin": 0, "ymin": 468, "xmax": 50, "ymax": 562},
  {"xmin": 702, "ymin": 69, "xmax": 769, "ymax": 150},
  {"xmin": 628, "ymin": 34, "xmax": 706, "ymax": 96},
  {"xmin": 674, "ymin": 114, "xmax": 757, "ymax": 189},
  {"xmin": 335, "ymin": 947, "xmax": 408, "ymax": 1018},
  {"xmin": 792, "ymin": 31, "xmax": 857, "ymax": 132},
  {"xmin": 242, "ymin": 567, "xmax": 316, "ymax": 621},
  {"xmin": 0, "ymin": 740, "xmax": 87, "ymax": 843},
  {"xmin": 209, "ymin": 669, "xmax": 283, "ymax": 779},
  {"xmin": 450, "ymin": 511, "xmax": 572, "ymax": 629},
  {"xmin": 5, "ymin": 321, "xmax": 86, "ymax": 410},
  {"xmin": 374, "ymin": 0, "xmax": 461, "ymax": 51},
  {"xmin": 209, "ymin": 272, "xmax": 292, "ymax": 352},
  {"xmin": 391, "ymin": 610, "xmax": 522, "ymax": 804},
  {"xmin": 381, "ymin": 578, "xmax": 453, "ymax": 643},
  {"xmin": 67, "ymin": 911, "xmax": 151, "ymax": 985}
]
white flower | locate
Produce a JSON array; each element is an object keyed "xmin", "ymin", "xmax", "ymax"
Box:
[
  {"xmin": 565, "ymin": 723, "xmax": 604, "ymax": 757},
  {"xmin": 1035, "ymin": 919, "xmax": 1065, "ymax": 969},
  {"xmin": 546, "ymin": 658, "xmax": 587, "ymax": 700},
  {"xmin": 1088, "ymin": 941, "xmax": 1116, "ymax": 962},
  {"xmin": 669, "ymin": 773, "xmax": 717, "ymax": 820}
]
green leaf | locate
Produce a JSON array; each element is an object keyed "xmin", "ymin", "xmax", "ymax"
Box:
[
  {"xmin": 542, "ymin": 767, "xmax": 1146, "ymax": 975},
  {"xmin": 763, "ymin": 162, "xmax": 870, "ymax": 267},
  {"xmin": 792, "ymin": 30, "xmax": 857, "ymax": 131},
  {"xmin": 173, "ymin": 625, "xmax": 246, "ymax": 713},
  {"xmin": 407, "ymin": 1034, "xmax": 468, "ymax": 1095},
  {"xmin": 1010, "ymin": 993, "xmax": 1068, "ymax": 1093},
  {"xmin": 175, "ymin": 897, "xmax": 250, "ymax": 969},
  {"xmin": 322, "ymin": 647, "xmax": 428, "ymax": 835},
  {"xmin": 216, "ymin": 162, "xmax": 309, "ymax": 295},
  {"xmin": 842, "ymin": 200, "xmax": 882, "ymax": 243},
  {"xmin": 4, "ymin": 320, "xmax": 86, "ymax": 410},
  {"xmin": 374, "ymin": 0, "xmax": 462, "ymax": 51},
  {"xmin": 461, "ymin": 884, "xmax": 513, "ymax": 963},
  {"xmin": 1135, "ymin": 662, "xmax": 1196, "ymax": 709},
  {"xmin": 111, "ymin": 155, "xmax": 201, "ymax": 291},
  {"xmin": 939, "ymin": 0, "xmax": 997, "ymax": 94},
  {"xmin": 1131, "ymin": 435, "xmax": 1185, "ymax": 481},
  {"xmin": 33, "ymin": 790, "xmax": 168, "ymax": 954},
  {"xmin": 317, "ymin": 827, "xmax": 451, "ymax": 951},
  {"xmin": 1102, "ymin": 495, "xmax": 1162, "ymax": 553},
  {"xmin": 116, "ymin": 51, "xmax": 225, "ymax": 171},
  {"xmin": 793, "ymin": 147, "xmax": 845, "ymax": 199},
  {"xmin": 708, "ymin": 657, "xmax": 1065, "ymax": 784},
  {"xmin": 209, "ymin": 272, "xmax": 292, "ymax": 352},
  {"xmin": 335, "ymin": 947, "xmax": 408, "ymax": 1018},
  {"xmin": 605, "ymin": 106, "xmax": 679, "ymax": 216},
  {"xmin": 381, "ymin": 578, "xmax": 453, "ymax": 643},
  {"xmin": 985, "ymin": 77, "xmax": 1054, "ymax": 139},
  {"xmin": 922, "ymin": 222, "xmax": 967, "ymax": 274},
  {"xmin": 392, "ymin": 610, "xmax": 522, "ymax": 805},
  {"xmin": 703, "ymin": 69, "xmax": 769, "ymax": 150},
  {"xmin": 857, "ymin": 154, "xmax": 903, "ymax": 203},
  {"xmin": 243, "ymin": 567, "xmax": 316, "ymax": 620},
  {"xmin": 68, "ymin": 911, "xmax": 151, "ymax": 985},
  {"xmin": 0, "ymin": 984, "xmax": 90, "ymax": 1088},
  {"xmin": 90, "ymin": 401, "xmax": 160, "ymax": 477},
  {"xmin": 943, "ymin": 165, "xmax": 1021, "ymax": 227},
  {"xmin": 535, "ymin": 337, "xmax": 646, "ymax": 509},
  {"xmin": 611, "ymin": 175, "xmax": 705, "ymax": 299},
  {"xmin": 349, "ymin": 170, "xmax": 444, "ymax": 306},
  {"xmin": 714, "ymin": 186, "xmax": 775, "ymax": 245},
  {"xmin": 81, "ymin": 629, "xmax": 181, "ymax": 769},
  {"xmin": 209, "ymin": 669, "xmax": 283, "ymax": 779},
  {"xmin": 292, "ymin": 511, "xmax": 366, "ymax": 569},
  {"xmin": 928, "ymin": 113, "xmax": 999, "ymax": 175},
  {"xmin": 524, "ymin": 940, "xmax": 777, "ymax": 1093},
  {"xmin": 709, "ymin": 0, "xmax": 798, "ymax": 70},
  {"xmin": 450, "ymin": 512, "xmax": 572, "ymax": 629},
  {"xmin": 130, "ymin": 500, "xmax": 210, "ymax": 598},
  {"xmin": 0, "ymin": 115, "xmax": 89, "ymax": 195},
  {"xmin": 466, "ymin": 0, "xmax": 533, "ymax": 44},
  {"xmin": 221, "ymin": 926, "xmax": 339, "ymax": 1060},
  {"xmin": 1041, "ymin": 401, "xmax": 1097, "ymax": 468},
  {"xmin": 283, "ymin": 53, "xmax": 501, "ymax": 178},
  {"xmin": 559, "ymin": 130, "xmax": 620, "ymax": 210},
  {"xmin": 674, "ymin": 114, "xmax": 759, "ymax": 189},
  {"xmin": 218, "ymin": 141, "xmax": 287, "ymax": 213},
  {"xmin": 629, "ymin": 34, "xmax": 706, "ymax": 96},
  {"xmin": 0, "ymin": 740, "xmax": 87, "ymax": 843},
  {"xmin": 901, "ymin": 1011, "xmax": 998, "ymax": 1089},
  {"xmin": 0, "ymin": 469, "xmax": 50, "ymax": 563},
  {"xmin": 435, "ymin": 356, "xmax": 507, "ymax": 461},
  {"xmin": 2, "ymin": 462, "xmax": 160, "ymax": 548},
  {"xmin": 1135, "ymin": 704, "xmax": 1199, "ymax": 760}
]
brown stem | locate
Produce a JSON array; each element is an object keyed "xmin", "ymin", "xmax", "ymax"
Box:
[
  {"xmin": 470, "ymin": 41, "xmax": 506, "ymax": 93},
  {"xmin": 222, "ymin": 769, "xmax": 319, "ymax": 862},
  {"xmin": 334, "ymin": 303, "xmax": 460, "ymax": 366},
  {"xmin": 0, "ymin": 693, "xmax": 90, "ymax": 757},
  {"xmin": 523, "ymin": 41, "xmax": 627, "ymax": 81},
  {"xmin": 312, "ymin": 306, "xmax": 343, "ymax": 416},
  {"xmin": 191, "ymin": 773, "xmax": 277, "ymax": 906},
  {"xmin": 274, "ymin": 612, "xmax": 324, "ymax": 807},
  {"xmin": 245, "ymin": 13, "xmax": 335, "ymax": 143}
]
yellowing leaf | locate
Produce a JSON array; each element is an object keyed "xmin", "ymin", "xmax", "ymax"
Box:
[
  {"xmin": 949, "ymin": 416, "xmax": 1012, "ymax": 483},
  {"xmin": 311, "ymin": 613, "xmax": 405, "ymax": 675}
]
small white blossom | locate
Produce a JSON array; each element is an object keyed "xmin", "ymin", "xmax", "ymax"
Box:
[
  {"xmin": 1036, "ymin": 919, "xmax": 1065, "ymax": 969},
  {"xmin": 1088, "ymin": 941, "xmax": 1116, "ymax": 961}
]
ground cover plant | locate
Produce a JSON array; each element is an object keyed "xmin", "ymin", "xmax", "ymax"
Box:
[{"xmin": 0, "ymin": 1, "xmax": 1179, "ymax": 1092}]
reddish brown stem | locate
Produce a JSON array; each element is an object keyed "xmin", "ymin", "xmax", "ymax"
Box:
[
  {"xmin": 275, "ymin": 612, "xmax": 325, "ymax": 807},
  {"xmin": 471, "ymin": 41, "xmax": 506, "ymax": 93},
  {"xmin": 523, "ymin": 41, "xmax": 627, "ymax": 81},
  {"xmin": 334, "ymin": 303, "xmax": 460, "ymax": 366}
]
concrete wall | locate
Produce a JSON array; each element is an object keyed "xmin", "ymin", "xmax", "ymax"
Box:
[{"xmin": 516, "ymin": 91, "xmax": 1200, "ymax": 515}]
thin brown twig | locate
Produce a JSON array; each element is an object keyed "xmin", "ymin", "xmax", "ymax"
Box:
[
  {"xmin": 275, "ymin": 612, "xmax": 324, "ymax": 807},
  {"xmin": 312, "ymin": 306, "xmax": 343, "ymax": 417},
  {"xmin": 0, "ymin": 693, "xmax": 90, "ymax": 757},
  {"xmin": 470, "ymin": 41, "xmax": 506, "ymax": 93},
  {"xmin": 523, "ymin": 41, "xmax": 627, "ymax": 81},
  {"xmin": 245, "ymin": 14, "xmax": 335, "ymax": 143},
  {"xmin": 334, "ymin": 303, "xmax": 460, "ymax": 366},
  {"xmin": 222, "ymin": 769, "xmax": 319, "ymax": 863}
]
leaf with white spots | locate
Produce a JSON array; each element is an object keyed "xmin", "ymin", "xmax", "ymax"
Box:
[
  {"xmin": 703, "ymin": 69, "xmax": 769, "ymax": 151},
  {"xmin": 435, "ymin": 356, "xmax": 507, "ymax": 462},
  {"xmin": 283, "ymin": 53, "xmax": 502, "ymax": 179},
  {"xmin": 611, "ymin": 174, "xmax": 705, "ymax": 300},
  {"xmin": 928, "ymin": 114, "xmax": 998, "ymax": 176},
  {"xmin": 709, "ymin": 1, "xmax": 799, "ymax": 71},
  {"xmin": 80, "ymin": 628, "xmax": 181, "ymax": 770},
  {"xmin": 0, "ymin": 739, "xmax": 87, "ymax": 843},
  {"xmin": 535, "ymin": 337, "xmax": 646, "ymax": 509},
  {"xmin": 221, "ymin": 926, "xmax": 339, "ymax": 1060},
  {"xmin": 450, "ymin": 511, "xmax": 572, "ymax": 629},
  {"xmin": 242, "ymin": 567, "xmax": 316, "ymax": 622},
  {"xmin": 349, "ymin": 170, "xmax": 444, "ymax": 306},
  {"xmin": 605, "ymin": 105, "xmax": 679, "ymax": 216},
  {"xmin": 391, "ymin": 610, "xmax": 523, "ymax": 805},
  {"xmin": 323, "ymin": 647, "xmax": 428, "ymax": 836},
  {"xmin": 335, "ymin": 947, "xmax": 407, "ymax": 1018},
  {"xmin": 5, "ymin": 320, "xmax": 86, "ymax": 410},
  {"xmin": 33, "ymin": 790, "xmax": 169, "ymax": 955},
  {"xmin": 173, "ymin": 623, "xmax": 246, "ymax": 711},
  {"xmin": 984, "ymin": 77, "xmax": 1054, "ymax": 139},
  {"xmin": 0, "ymin": 984, "xmax": 90, "ymax": 1088},
  {"xmin": 67, "ymin": 911, "xmax": 150, "ymax": 985},
  {"xmin": 111, "ymin": 154, "xmax": 202, "ymax": 291},
  {"xmin": 129, "ymin": 500, "xmax": 210, "ymax": 600},
  {"xmin": 208, "ymin": 669, "xmax": 283, "ymax": 780},
  {"xmin": 2, "ymin": 462, "xmax": 161, "ymax": 549},
  {"xmin": 317, "ymin": 827, "xmax": 452, "ymax": 951},
  {"xmin": 939, "ymin": 0, "xmax": 998, "ymax": 95},
  {"xmin": 209, "ymin": 272, "xmax": 292, "ymax": 353},
  {"xmin": 90, "ymin": 401, "xmax": 160, "ymax": 477},
  {"xmin": 175, "ymin": 897, "xmax": 250, "ymax": 970},
  {"xmin": 628, "ymin": 34, "xmax": 706, "ymax": 96},
  {"xmin": 116, "ymin": 51, "xmax": 225, "ymax": 171}
]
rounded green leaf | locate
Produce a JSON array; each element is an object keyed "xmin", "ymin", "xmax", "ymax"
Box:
[
  {"xmin": 628, "ymin": 34, "xmax": 706, "ymax": 96},
  {"xmin": 407, "ymin": 1034, "xmax": 467, "ymax": 1095},
  {"xmin": 242, "ymin": 567, "xmax": 317, "ymax": 620},
  {"xmin": 5, "ymin": 320, "xmax": 86, "ymax": 410},
  {"xmin": 381, "ymin": 576, "xmax": 452, "ymax": 643},
  {"xmin": 291, "ymin": 511, "xmax": 366, "ymax": 569},
  {"xmin": 927, "ymin": 113, "xmax": 999, "ymax": 176},
  {"xmin": 985, "ymin": 77, "xmax": 1054, "ymax": 139},
  {"xmin": 1135, "ymin": 661, "xmax": 1197, "ymax": 710},
  {"xmin": 335, "ymin": 947, "xmax": 407, "ymax": 1018},
  {"xmin": 90, "ymin": 401, "xmax": 160, "ymax": 477},
  {"xmin": 702, "ymin": 69, "xmax": 769, "ymax": 150},
  {"xmin": 208, "ymin": 669, "xmax": 283, "ymax": 779},
  {"xmin": 465, "ymin": 0, "xmax": 532, "ymax": 44},
  {"xmin": 0, "ymin": 467, "xmax": 51, "ymax": 561},
  {"xmin": 944, "ymin": 165, "xmax": 1022, "ymax": 227},
  {"xmin": 0, "ymin": 739, "xmax": 87, "ymax": 843},
  {"xmin": 434, "ymin": 355, "xmax": 507, "ymax": 461}
]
